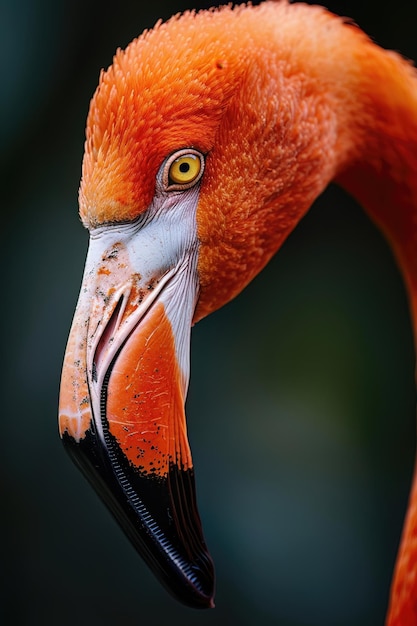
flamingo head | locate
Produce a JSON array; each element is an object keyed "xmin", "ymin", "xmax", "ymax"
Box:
[{"xmin": 59, "ymin": 2, "xmax": 339, "ymax": 607}]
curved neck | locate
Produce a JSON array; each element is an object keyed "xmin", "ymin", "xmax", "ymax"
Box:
[
  {"xmin": 333, "ymin": 28, "xmax": 417, "ymax": 626},
  {"xmin": 337, "ymin": 46, "xmax": 417, "ymax": 338}
]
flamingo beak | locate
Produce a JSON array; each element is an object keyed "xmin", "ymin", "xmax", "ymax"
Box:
[{"xmin": 58, "ymin": 220, "xmax": 214, "ymax": 608}]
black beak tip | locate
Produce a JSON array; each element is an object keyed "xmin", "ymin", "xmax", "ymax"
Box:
[
  {"xmin": 61, "ymin": 429, "xmax": 216, "ymax": 609},
  {"xmin": 168, "ymin": 552, "xmax": 216, "ymax": 609}
]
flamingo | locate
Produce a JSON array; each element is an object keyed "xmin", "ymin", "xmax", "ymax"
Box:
[{"xmin": 58, "ymin": 1, "xmax": 417, "ymax": 623}]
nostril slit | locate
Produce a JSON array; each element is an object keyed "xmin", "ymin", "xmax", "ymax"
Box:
[{"xmin": 93, "ymin": 296, "xmax": 124, "ymax": 378}]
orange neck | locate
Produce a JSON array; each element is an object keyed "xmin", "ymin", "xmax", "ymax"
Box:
[
  {"xmin": 335, "ymin": 39, "xmax": 417, "ymax": 626},
  {"xmin": 338, "ymin": 49, "xmax": 417, "ymax": 330}
]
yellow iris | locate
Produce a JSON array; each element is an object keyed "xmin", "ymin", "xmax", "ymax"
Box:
[{"xmin": 168, "ymin": 154, "xmax": 201, "ymax": 185}]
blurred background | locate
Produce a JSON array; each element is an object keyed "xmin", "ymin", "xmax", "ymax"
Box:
[{"xmin": 2, "ymin": 0, "xmax": 417, "ymax": 624}]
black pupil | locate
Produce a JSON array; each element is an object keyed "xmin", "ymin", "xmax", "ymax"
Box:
[{"xmin": 179, "ymin": 162, "xmax": 190, "ymax": 173}]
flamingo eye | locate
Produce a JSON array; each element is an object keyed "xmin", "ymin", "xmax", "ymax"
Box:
[{"xmin": 163, "ymin": 149, "xmax": 205, "ymax": 190}]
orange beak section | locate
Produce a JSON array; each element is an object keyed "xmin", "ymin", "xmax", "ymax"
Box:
[
  {"xmin": 59, "ymin": 231, "xmax": 214, "ymax": 607},
  {"xmin": 106, "ymin": 299, "xmax": 192, "ymax": 476}
]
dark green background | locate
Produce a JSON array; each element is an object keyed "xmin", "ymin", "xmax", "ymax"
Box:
[{"xmin": 2, "ymin": 1, "xmax": 417, "ymax": 624}]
